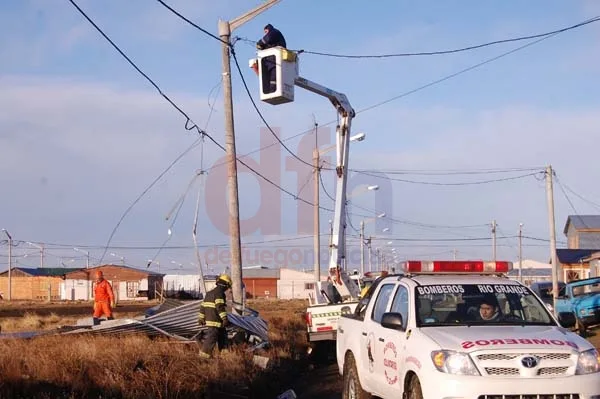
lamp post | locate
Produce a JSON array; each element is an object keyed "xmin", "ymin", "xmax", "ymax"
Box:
[
  {"xmin": 219, "ymin": 0, "xmax": 281, "ymax": 312},
  {"xmin": 2, "ymin": 229, "xmax": 12, "ymax": 301},
  {"xmin": 26, "ymin": 241, "xmax": 44, "ymax": 268},
  {"xmin": 360, "ymin": 212, "xmax": 385, "ymax": 275},
  {"xmin": 313, "ymin": 132, "xmax": 366, "ymax": 283}
]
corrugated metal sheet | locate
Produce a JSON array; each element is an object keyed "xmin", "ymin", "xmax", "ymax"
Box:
[{"xmin": 64, "ymin": 300, "xmax": 269, "ymax": 343}]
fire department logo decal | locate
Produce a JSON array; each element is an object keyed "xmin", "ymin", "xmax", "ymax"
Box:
[
  {"xmin": 367, "ymin": 332, "xmax": 375, "ymax": 373},
  {"xmin": 383, "ymin": 341, "xmax": 398, "ymax": 385}
]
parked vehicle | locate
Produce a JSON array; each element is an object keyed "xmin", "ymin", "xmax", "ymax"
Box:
[
  {"xmin": 529, "ymin": 281, "xmax": 566, "ymax": 311},
  {"xmin": 336, "ymin": 260, "xmax": 600, "ymax": 399},
  {"xmin": 555, "ymin": 276, "xmax": 600, "ymax": 336}
]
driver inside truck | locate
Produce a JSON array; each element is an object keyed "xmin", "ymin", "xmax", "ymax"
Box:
[{"xmin": 476, "ymin": 295, "xmax": 501, "ymax": 322}]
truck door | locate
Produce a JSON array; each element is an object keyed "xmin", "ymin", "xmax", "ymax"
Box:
[
  {"xmin": 374, "ymin": 284, "xmax": 409, "ymax": 397},
  {"xmin": 363, "ymin": 283, "xmax": 396, "ymax": 396}
]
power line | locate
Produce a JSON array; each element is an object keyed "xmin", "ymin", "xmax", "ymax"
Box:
[
  {"xmin": 346, "ymin": 168, "xmax": 543, "ymax": 186},
  {"xmin": 349, "ymin": 166, "xmax": 544, "ymax": 176},
  {"xmin": 293, "ymin": 17, "xmax": 600, "ymax": 59},
  {"xmin": 155, "ymin": 0, "xmax": 228, "ymax": 45},
  {"xmin": 66, "ymin": 0, "xmax": 351, "ymax": 261}
]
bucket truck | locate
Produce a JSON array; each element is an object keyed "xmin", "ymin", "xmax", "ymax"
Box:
[{"xmin": 250, "ymin": 47, "xmax": 363, "ymax": 343}]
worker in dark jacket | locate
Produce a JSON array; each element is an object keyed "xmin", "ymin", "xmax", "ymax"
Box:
[
  {"xmin": 198, "ymin": 274, "xmax": 232, "ymax": 358},
  {"xmin": 256, "ymin": 24, "xmax": 287, "ymax": 94}
]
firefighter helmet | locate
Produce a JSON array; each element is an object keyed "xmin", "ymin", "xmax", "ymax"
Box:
[{"xmin": 216, "ymin": 274, "xmax": 232, "ymax": 288}]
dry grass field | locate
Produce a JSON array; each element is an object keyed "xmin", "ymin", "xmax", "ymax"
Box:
[
  {"xmin": 0, "ymin": 299, "xmax": 311, "ymax": 399},
  {"xmin": 0, "ymin": 299, "xmax": 599, "ymax": 399}
]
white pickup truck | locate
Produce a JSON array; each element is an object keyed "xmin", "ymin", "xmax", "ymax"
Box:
[{"xmin": 336, "ymin": 260, "xmax": 600, "ymax": 399}]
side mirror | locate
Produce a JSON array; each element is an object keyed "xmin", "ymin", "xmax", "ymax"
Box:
[
  {"xmin": 381, "ymin": 312, "xmax": 404, "ymax": 331},
  {"xmin": 557, "ymin": 312, "xmax": 576, "ymax": 328}
]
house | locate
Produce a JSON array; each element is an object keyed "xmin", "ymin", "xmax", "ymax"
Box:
[
  {"xmin": 563, "ymin": 215, "xmax": 600, "ymax": 249},
  {"xmin": 556, "ymin": 249, "xmax": 596, "ymax": 282},
  {"xmin": 61, "ymin": 265, "xmax": 163, "ymax": 301},
  {"xmin": 506, "ymin": 259, "xmax": 553, "ymax": 286},
  {"xmin": 162, "ymin": 274, "xmax": 207, "ymax": 299},
  {"xmin": 242, "ymin": 268, "xmax": 279, "ymax": 299},
  {"xmin": 0, "ymin": 267, "xmax": 81, "ymax": 300},
  {"xmin": 584, "ymin": 252, "xmax": 600, "ymax": 278},
  {"xmin": 277, "ymin": 268, "xmax": 328, "ymax": 299}
]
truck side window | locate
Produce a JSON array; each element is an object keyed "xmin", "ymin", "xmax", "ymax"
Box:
[
  {"xmin": 390, "ymin": 285, "xmax": 409, "ymax": 330},
  {"xmin": 371, "ymin": 284, "xmax": 395, "ymax": 323}
]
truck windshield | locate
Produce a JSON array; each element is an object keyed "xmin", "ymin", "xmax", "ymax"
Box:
[
  {"xmin": 572, "ymin": 280, "xmax": 600, "ymax": 297},
  {"xmin": 415, "ymin": 284, "xmax": 555, "ymax": 327}
]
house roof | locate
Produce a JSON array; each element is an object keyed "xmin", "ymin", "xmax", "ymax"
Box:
[
  {"xmin": 563, "ymin": 215, "xmax": 600, "ymax": 234},
  {"xmin": 63, "ymin": 264, "xmax": 164, "ymax": 278},
  {"xmin": 507, "ymin": 268, "xmax": 552, "ymax": 277},
  {"xmin": 0, "ymin": 267, "xmax": 82, "ymax": 277},
  {"xmin": 556, "ymin": 249, "xmax": 597, "ymax": 264}
]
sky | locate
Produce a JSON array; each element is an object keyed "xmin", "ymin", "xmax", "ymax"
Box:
[{"xmin": 1, "ymin": 0, "xmax": 600, "ymax": 275}]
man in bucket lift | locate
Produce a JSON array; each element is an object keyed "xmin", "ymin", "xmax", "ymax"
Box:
[
  {"xmin": 198, "ymin": 274, "xmax": 232, "ymax": 358},
  {"xmin": 256, "ymin": 24, "xmax": 287, "ymax": 93}
]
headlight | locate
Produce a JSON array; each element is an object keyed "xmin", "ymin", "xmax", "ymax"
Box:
[
  {"xmin": 576, "ymin": 349, "xmax": 600, "ymax": 375},
  {"xmin": 431, "ymin": 350, "xmax": 480, "ymax": 376}
]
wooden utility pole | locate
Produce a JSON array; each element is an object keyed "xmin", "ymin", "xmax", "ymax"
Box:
[
  {"xmin": 313, "ymin": 147, "xmax": 321, "ymax": 283},
  {"xmin": 545, "ymin": 165, "xmax": 559, "ymax": 314},
  {"xmin": 218, "ymin": 0, "xmax": 281, "ymax": 312},
  {"xmin": 518, "ymin": 223, "xmax": 523, "ymax": 282},
  {"xmin": 491, "ymin": 220, "xmax": 497, "ymax": 261},
  {"xmin": 2, "ymin": 229, "xmax": 12, "ymax": 301},
  {"xmin": 360, "ymin": 221, "xmax": 365, "ymax": 275}
]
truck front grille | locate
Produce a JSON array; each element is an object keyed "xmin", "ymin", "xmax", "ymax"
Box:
[{"xmin": 477, "ymin": 353, "xmax": 571, "ymax": 361}]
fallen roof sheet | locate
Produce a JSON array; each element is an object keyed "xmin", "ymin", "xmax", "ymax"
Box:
[{"xmin": 63, "ymin": 300, "xmax": 269, "ymax": 343}]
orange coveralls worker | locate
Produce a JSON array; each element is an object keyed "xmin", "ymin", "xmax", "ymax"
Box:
[{"xmin": 93, "ymin": 270, "xmax": 115, "ymax": 326}]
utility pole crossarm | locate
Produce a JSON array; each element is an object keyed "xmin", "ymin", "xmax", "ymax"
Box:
[
  {"xmin": 229, "ymin": 0, "xmax": 281, "ymax": 32},
  {"xmin": 294, "ymin": 77, "xmax": 355, "ymax": 117}
]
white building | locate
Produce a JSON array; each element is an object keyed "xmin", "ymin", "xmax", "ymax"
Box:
[{"xmin": 277, "ymin": 268, "xmax": 328, "ymax": 300}]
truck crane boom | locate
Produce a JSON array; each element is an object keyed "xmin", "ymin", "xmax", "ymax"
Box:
[{"xmin": 250, "ymin": 47, "xmax": 362, "ymax": 303}]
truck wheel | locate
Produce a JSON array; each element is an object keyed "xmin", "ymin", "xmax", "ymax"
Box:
[
  {"xmin": 342, "ymin": 355, "xmax": 371, "ymax": 399},
  {"xmin": 407, "ymin": 375, "xmax": 423, "ymax": 399}
]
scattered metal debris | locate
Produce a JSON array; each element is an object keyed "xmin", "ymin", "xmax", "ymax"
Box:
[{"xmin": 1, "ymin": 299, "xmax": 270, "ymax": 351}]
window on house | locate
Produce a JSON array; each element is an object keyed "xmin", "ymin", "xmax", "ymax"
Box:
[
  {"xmin": 304, "ymin": 283, "xmax": 315, "ymax": 290},
  {"xmin": 126, "ymin": 281, "xmax": 139, "ymax": 298}
]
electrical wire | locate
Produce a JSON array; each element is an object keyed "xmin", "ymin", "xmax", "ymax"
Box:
[
  {"xmin": 293, "ymin": 17, "xmax": 600, "ymax": 59},
  {"xmin": 67, "ymin": 0, "xmax": 347, "ymax": 263},
  {"xmin": 155, "ymin": 0, "xmax": 228, "ymax": 45}
]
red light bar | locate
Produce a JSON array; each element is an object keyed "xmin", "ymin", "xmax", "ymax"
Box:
[{"xmin": 404, "ymin": 261, "xmax": 512, "ymax": 274}]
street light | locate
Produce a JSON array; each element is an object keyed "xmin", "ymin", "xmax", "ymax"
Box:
[
  {"xmin": 219, "ymin": 0, "xmax": 282, "ymax": 313},
  {"xmin": 74, "ymin": 247, "xmax": 90, "ymax": 269},
  {"xmin": 360, "ymin": 213, "xmax": 386, "ymax": 275},
  {"xmin": 2, "ymin": 229, "xmax": 12, "ymax": 301},
  {"xmin": 26, "ymin": 242, "xmax": 44, "ymax": 268},
  {"xmin": 313, "ymin": 132, "xmax": 367, "ymax": 283},
  {"xmin": 110, "ymin": 252, "xmax": 124, "ymax": 266}
]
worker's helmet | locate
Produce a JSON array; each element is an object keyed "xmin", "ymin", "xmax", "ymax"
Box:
[
  {"xmin": 95, "ymin": 270, "xmax": 103, "ymax": 279},
  {"xmin": 216, "ymin": 274, "xmax": 232, "ymax": 288}
]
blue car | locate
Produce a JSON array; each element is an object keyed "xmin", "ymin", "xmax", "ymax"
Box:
[{"xmin": 554, "ymin": 277, "xmax": 600, "ymax": 336}]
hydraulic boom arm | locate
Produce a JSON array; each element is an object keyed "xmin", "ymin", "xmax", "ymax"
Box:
[{"xmin": 293, "ymin": 76, "xmax": 360, "ymax": 302}]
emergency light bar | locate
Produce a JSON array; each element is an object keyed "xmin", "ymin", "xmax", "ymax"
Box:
[{"xmin": 403, "ymin": 260, "xmax": 512, "ymax": 274}]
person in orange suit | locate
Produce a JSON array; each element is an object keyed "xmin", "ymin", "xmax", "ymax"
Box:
[{"xmin": 93, "ymin": 270, "xmax": 115, "ymax": 326}]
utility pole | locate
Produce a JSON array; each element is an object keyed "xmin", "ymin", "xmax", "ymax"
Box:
[
  {"xmin": 491, "ymin": 220, "xmax": 497, "ymax": 261},
  {"xmin": 218, "ymin": 0, "xmax": 281, "ymax": 310},
  {"xmin": 360, "ymin": 221, "xmax": 365, "ymax": 276},
  {"xmin": 518, "ymin": 223, "xmax": 523, "ymax": 282},
  {"xmin": 2, "ymin": 229, "xmax": 12, "ymax": 301},
  {"xmin": 313, "ymin": 146, "xmax": 320, "ymax": 283},
  {"xmin": 545, "ymin": 165, "xmax": 559, "ymax": 314},
  {"xmin": 27, "ymin": 242, "xmax": 44, "ymax": 268},
  {"xmin": 367, "ymin": 237, "xmax": 372, "ymax": 272}
]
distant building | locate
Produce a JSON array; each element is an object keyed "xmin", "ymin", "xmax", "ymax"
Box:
[
  {"xmin": 0, "ymin": 267, "xmax": 80, "ymax": 300},
  {"xmin": 563, "ymin": 215, "xmax": 600, "ymax": 249},
  {"xmin": 277, "ymin": 268, "xmax": 328, "ymax": 300},
  {"xmin": 61, "ymin": 265, "xmax": 163, "ymax": 301},
  {"xmin": 507, "ymin": 259, "xmax": 552, "ymax": 286}
]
